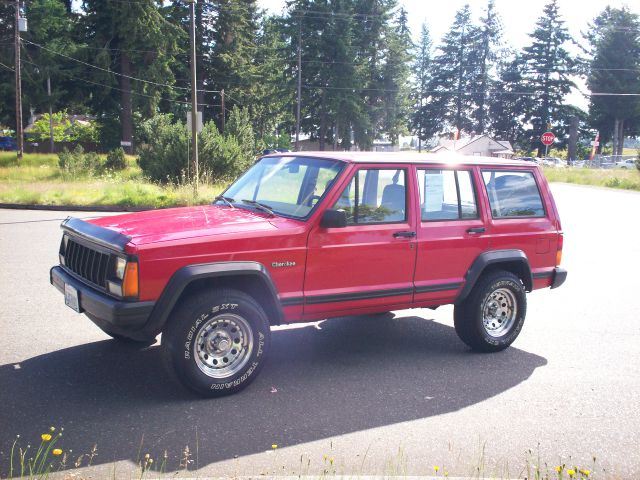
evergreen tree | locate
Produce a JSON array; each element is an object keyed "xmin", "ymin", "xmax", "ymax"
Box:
[
  {"xmin": 586, "ymin": 7, "xmax": 640, "ymax": 155},
  {"xmin": 428, "ymin": 5, "xmax": 479, "ymax": 137},
  {"xmin": 411, "ymin": 23, "xmax": 436, "ymax": 150},
  {"xmin": 471, "ymin": 0, "xmax": 502, "ymax": 134},
  {"xmin": 251, "ymin": 15, "xmax": 294, "ymax": 143},
  {"xmin": 80, "ymin": 0, "xmax": 182, "ymax": 150},
  {"xmin": 209, "ymin": 0, "xmax": 260, "ymax": 120},
  {"xmin": 0, "ymin": 1, "xmax": 17, "ymax": 127},
  {"xmin": 489, "ymin": 53, "xmax": 529, "ymax": 147},
  {"xmin": 521, "ymin": 0, "xmax": 576, "ymax": 155},
  {"xmin": 21, "ymin": 0, "xmax": 81, "ymax": 118},
  {"xmin": 381, "ymin": 7, "xmax": 413, "ymax": 145}
]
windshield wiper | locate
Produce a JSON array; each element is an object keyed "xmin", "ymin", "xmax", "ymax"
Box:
[
  {"xmin": 214, "ymin": 195, "xmax": 235, "ymax": 208},
  {"xmin": 241, "ymin": 199, "xmax": 275, "ymax": 216}
]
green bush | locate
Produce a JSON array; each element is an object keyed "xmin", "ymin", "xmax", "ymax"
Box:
[
  {"xmin": 199, "ymin": 122, "xmax": 253, "ymax": 182},
  {"xmin": 30, "ymin": 112, "xmax": 98, "ymax": 143},
  {"xmin": 105, "ymin": 147, "xmax": 127, "ymax": 171},
  {"xmin": 137, "ymin": 110, "xmax": 257, "ymax": 184},
  {"xmin": 57, "ymin": 145, "xmax": 104, "ymax": 177},
  {"xmin": 137, "ymin": 114, "xmax": 190, "ymax": 183}
]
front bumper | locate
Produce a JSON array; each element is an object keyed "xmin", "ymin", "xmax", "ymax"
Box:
[
  {"xmin": 550, "ymin": 267, "xmax": 567, "ymax": 289},
  {"xmin": 50, "ymin": 266, "xmax": 156, "ymax": 341}
]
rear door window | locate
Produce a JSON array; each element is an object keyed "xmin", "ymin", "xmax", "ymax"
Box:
[
  {"xmin": 417, "ymin": 169, "xmax": 478, "ymax": 221},
  {"xmin": 481, "ymin": 170, "xmax": 545, "ymax": 218}
]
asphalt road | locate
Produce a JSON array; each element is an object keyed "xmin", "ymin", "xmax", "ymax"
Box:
[{"xmin": 0, "ymin": 183, "xmax": 639, "ymax": 479}]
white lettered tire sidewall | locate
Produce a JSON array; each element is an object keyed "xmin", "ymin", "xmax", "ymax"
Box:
[{"xmin": 164, "ymin": 289, "xmax": 271, "ymax": 397}]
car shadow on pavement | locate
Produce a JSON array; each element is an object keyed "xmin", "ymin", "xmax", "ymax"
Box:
[{"xmin": 0, "ymin": 313, "xmax": 546, "ymax": 474}]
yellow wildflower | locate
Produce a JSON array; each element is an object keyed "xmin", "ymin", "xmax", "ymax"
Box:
[
  {"xmin": 272, "ymin": 444, "xmax": 278, "ymax": 449},
  {"xmin": 555, "ymin": 466, "xmax": 563, "ymax": 473},
  {"xmin": 580, "ymin": 470, "xmax": 590, "ymax": 477},
  {"xmin": 434, "ymin": 466, "xmax": 440, "ymax": 472},
  {"xmin": 41, "ymin": 434, "xmax": 52, "ymax": 442},
  {"xmin": 52, "ymin": 449, "xmax": 63, "ymax": 456},
  {"xmin": 568, "ymin": 469, "xmax": 576, "ymax": 477}
]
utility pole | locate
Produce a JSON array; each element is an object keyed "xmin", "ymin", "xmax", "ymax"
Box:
[
  {"xmin": 47, "ymin": 76, "xmax": 54, "ymax": 153},
  {"xmin": 220, "ymin": 89, "xmax": 225, "ymax": 133},
  {"xmin": 187, "ymin": 0, "xmax": 199, "ymax": 197},
  {"xmin": 14, "ymin": 0, "xmax": 24, "ymax": 160},
  {"xmin": 295, "ymin": 20, "xmax": 302, "ymax": 151}
]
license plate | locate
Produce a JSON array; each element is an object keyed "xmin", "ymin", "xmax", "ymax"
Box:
[{"xmin": 64, "ymin": 284, "xmax": 81, "ymax": 313}]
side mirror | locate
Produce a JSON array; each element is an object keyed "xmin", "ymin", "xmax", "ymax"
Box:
[{"xmin": 320, "ymin": 209, "xmax": 347, "ymax": 228}]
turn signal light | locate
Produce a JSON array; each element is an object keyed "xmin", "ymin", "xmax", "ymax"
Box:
[{"xmin": 122, "ymin": 262, "xmax": 139, "ymax": 298}]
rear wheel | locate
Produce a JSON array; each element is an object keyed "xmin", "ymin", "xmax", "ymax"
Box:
[
  {"xmin": 454, "ymin": 270, "xmax": 526, "ymax": 352},
  {"xmin": 162, "ymin": 288, "xmax": 271, "ymax": 397}
]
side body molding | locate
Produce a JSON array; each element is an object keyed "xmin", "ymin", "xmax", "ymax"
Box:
[
  {"xmin": 144, "ymin": 261, "xmax": 283, "ymax": 335},
  {"xmin": 455, "ymin": 249, "xmax": 533, "ymax": 304}
]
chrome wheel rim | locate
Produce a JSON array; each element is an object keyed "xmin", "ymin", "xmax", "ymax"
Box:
[
  {"xmin": 482, "ymin": 288, "xmax": 517, "ymax": 338},
  {"xmin": 194, "ymin": 314, "xmax": 253, "ymax": 379}
]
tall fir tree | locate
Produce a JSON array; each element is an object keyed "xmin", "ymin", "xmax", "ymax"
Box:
[
  {"xmin": 80, "ymin": 0, "xmax": 182, "ymax": 150},
  {"xmin": 489, "ymin": 53, "xmax": 530, "ymax": 146},
  {"xmin": 586, "ymin": 7, "xmax": 640, "ymax": 155},
  {"xmin": 428, "ymin": 5, "xmax": 479, "ymax": 137},
  {"xmin": 411, "ymin": 23, "xmax": 434, "ymax": 150},
  {"xmin": 471, "ymin": 0, "xmax": 502, "ymax": 134},
  {"xmin": 521, "ymin": 0, "xmax": 576, "ymax": 155},
  {"xmin": 381, "ymin": 7, "xmax": 413, "ymax": 145}
]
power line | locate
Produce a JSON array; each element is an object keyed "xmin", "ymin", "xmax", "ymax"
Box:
[
  {"xmin": 0, "ymin": 60, "xmax": 14, "ymax": 72},
  {"xmin": 23, "ymin": 39, "xmax": 221, "ymax": 94},
  {"xmin": 20, "ymin": 58, "xmax": 221, "ymax": 108}
]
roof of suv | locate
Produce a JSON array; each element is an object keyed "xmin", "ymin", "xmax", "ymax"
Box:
[{"xmin": 268, "ymin": 151, "xmax": 533, "ymax": 167}]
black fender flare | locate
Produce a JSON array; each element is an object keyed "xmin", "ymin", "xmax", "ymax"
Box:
[
  {"xmin": 143, "ymin": 261, "xmax": 283, "ymax": 335},
  {"xmin": 455, "ymin": 250, "xmax": 533, "ymax": 304}
]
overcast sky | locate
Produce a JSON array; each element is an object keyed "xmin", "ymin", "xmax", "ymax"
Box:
[{"xmin": 259, "ymin": 0, "xmax": 640, "ymax": 110}]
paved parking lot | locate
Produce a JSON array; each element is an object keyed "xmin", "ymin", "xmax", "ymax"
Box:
[{"xmin": 0, "ymin": 183, "xmax": 639, "ymax": 478}]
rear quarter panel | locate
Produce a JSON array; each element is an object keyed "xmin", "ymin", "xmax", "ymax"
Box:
[{"xmin": 479, "ymin": 165, "xmax": 560, "ymax": 289}]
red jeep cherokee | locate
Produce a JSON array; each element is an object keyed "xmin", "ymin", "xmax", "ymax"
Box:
[{"xmin": 51, "ymin": 152, "xmax": 566, "ymax": 396}]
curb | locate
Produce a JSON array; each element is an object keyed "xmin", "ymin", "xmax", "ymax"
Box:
[{"xmin": 0, "ymin": 203, "xmax": 157, "ymax": 212}]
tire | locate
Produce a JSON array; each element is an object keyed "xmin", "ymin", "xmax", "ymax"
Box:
[
  {"xmin": 162, "ymin": 288, "xmax": 271, "ymax": 397},
  {"xmin": 453, "ymin": 270, "xmax": 526, "ymax": 352}
]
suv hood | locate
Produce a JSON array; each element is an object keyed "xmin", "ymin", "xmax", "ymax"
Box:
[{"xmin": 90, "ymin": 205, "xmax": 281, "ymax": 246}]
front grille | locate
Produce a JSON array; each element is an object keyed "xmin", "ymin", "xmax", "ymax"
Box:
[{"xmin": 64, "ymin": 238, "xmax": 111, "ymax": 289}]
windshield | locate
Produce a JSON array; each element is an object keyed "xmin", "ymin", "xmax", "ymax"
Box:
[{"xmin": 216, "ymin": 156, "xmax": 345, "ymax": 220}]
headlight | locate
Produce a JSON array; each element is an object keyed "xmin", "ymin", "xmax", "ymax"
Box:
[
  {"xmin": 108, "ymin": 257, "xmax": 139, "ymax": 299},
  {"xmin": 115, "ymin": 257, "xmax": 127, "ymax": 280}
]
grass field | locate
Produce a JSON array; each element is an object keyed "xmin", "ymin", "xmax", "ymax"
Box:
[
  {"xmin": 0, "ymin": 152, "xmax": 223, "ymax": 208},
  {"xmin": 1, "ymin": 153, "xmax": 639, "ymax": 209},
  {"xmin": 542, "ymin": 165, "xmax": 640, "ymax": 191}
]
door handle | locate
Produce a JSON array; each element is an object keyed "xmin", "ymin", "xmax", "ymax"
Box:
[
  {"xmin": 393, "ymin": 231, "xmax": 416, "ymax": 238},
  {"xmin": 466, "ymin": 227, "xmax": 486, "ymax": 234}
]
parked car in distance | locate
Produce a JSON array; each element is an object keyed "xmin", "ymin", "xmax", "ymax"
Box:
[
  {"xmin": 0, "ymin": 136, "xmax": 17, "ymax": 151},
  {"xmin": 50, "ymin": 152, "xmax": 567, "ymax": 397},
  {"xmin": 614, "ymin": 158, "xmax": 636, "ymax": 169},
  {"xmin": 541, "ymin": 157, "xmax": 567, "ymax": 168}
]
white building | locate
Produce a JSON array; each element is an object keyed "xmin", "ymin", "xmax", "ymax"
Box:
[{"xmin": 431, "ymin": 134, "xmax": 514, "ymax": 158}]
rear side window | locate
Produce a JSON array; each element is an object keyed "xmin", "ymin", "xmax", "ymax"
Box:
[
  {"xmin": 417, "ymin": 169, "xmax": 478, "ymax": 221},
  {"xmin": 482, "ymin": 170, "xmax": 545, "ymax": 218}
]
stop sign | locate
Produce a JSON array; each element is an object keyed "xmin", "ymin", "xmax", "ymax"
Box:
[{"xmin": 541, "ymin": 131, "xmax": 555, "ymax": 146}]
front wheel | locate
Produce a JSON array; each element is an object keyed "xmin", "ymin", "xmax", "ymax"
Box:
[
  {"xmin": 162, "ymin": 288, "xmax": 271, "ymax": 397},
  {"xmin": 454, "ymin": 270, "xmax": 527, "ymax": 352}
]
